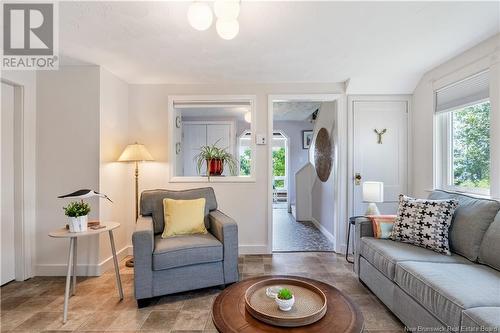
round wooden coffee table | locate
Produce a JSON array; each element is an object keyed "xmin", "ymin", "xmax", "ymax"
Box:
[{"xmin": 212, "ymin": 275, "xmax": 364, "ymax": 333}]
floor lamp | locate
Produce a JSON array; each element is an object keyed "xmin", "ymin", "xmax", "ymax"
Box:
[{"xmin": 118, "ymin": 142, "xmax": 154, "ymax": 267}]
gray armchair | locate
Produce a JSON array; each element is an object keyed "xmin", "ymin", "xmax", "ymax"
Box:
[{"xmin": 132, "ymin": 187, "xmax": 239, "ymax": 306}]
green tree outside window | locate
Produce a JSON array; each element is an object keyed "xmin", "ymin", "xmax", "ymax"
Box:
[
  {"xmin": 452, "ymin": 101, "xmax": 490, "ymax": 189},
  {"xmin": 240, "ymin": 148, "xmax": 251, "ymax": 176}
]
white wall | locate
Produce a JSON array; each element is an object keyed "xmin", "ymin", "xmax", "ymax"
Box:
[
  {"xmin": 36, "ymin": 66, "xmax": 101, "ymax": 275},
  {"xmin": 412, "ymin": 34, "xmax": 500, "ymax": 198},
  {"xmin": 310, "ymin": 102, "xmax": 337, "ymax": 240},
  {"xmin": 273, "ymin": 120, "xmax": 313, "ymax": 206},
  {"xmin": 99, "ymin": 68, "xmax": 133, "ymax": 270},
  {"xmin": 128, "ymin": 83, "xmax": 344, "ymax": 253}
]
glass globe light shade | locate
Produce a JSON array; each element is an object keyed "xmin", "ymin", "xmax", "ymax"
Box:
[
  {"xmin": 187, "ymin": 2, "xmax": 213, "ymax": 31},
  {"xmin": 214, "ymin": 0, "xmax": 240, "ymax": 19},
  {"xmin": 216, "ymin": 19, "xmax": 239, "ymax": 40},
  {"xmin": 244, "ymin": 112, "xmax": 251, "ymax": 123}
]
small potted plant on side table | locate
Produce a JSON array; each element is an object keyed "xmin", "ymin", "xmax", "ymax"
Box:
[
  {"xmin": 275, "ymin": 288, "xmax": 295, "ymax": 311},
  {"xmin": 64, "ymin": 201, "xmax": 91, "ymax": 232}
]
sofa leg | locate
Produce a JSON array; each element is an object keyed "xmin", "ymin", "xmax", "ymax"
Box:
[{"xmin": 137, "ymin": 298, "xmax": 153, "ymax": 308}]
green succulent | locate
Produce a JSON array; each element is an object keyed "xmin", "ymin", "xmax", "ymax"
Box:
[
  {"xmin": 63, "ymin": 201, "xmax": 91, "ymax": 217},
  {"xmin": 277, "ymin": 288, "xmax": 293, "ymax": 300}
]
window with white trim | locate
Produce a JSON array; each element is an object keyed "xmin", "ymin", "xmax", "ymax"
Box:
[{"xmin": 435, "ymin": 71, "xmax": 490, "ymax": 195}]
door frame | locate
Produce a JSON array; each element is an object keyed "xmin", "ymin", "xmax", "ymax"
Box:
[
  {"xmin": 347, "ymin": 95, "xmax": 413, "ymax": 220},
  {"xmin": 267, "ymin": 94, "xmax": 344, "ymax": 253},
  {"xmin": 1, "ymin": 78, "xmax": 35, "ymax": 281}
]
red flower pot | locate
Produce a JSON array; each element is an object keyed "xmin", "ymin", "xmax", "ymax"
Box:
[{"xmin": 207, "ymin": 159, "xmax": 224, "ymax": 176}]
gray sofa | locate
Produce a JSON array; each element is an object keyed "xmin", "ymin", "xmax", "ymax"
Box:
[
  {"xmin": 132, "ymin": 188, "xmax": 239, "ymax": 305},
  {"xmin": 355, "ymin": 190, "xmax": 500, "ymax": 332}
]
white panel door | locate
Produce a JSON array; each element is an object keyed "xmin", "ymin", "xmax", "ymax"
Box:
[
  {"xmin": 183, "ymin": 124, "xmax": 207, "ymax": 176},
  {"xmin": 207, "ymin": 124, "xmax": 232, "ymax": 176},
  {"xmin": 353, "ymin": 101, "xmax": 408, "ymax": 215},
  {"xmin": 1, "ymin": 83, "xmax": 16, "ymax": 285}
]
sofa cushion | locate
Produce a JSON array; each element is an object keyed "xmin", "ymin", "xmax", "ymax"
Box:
[
  {"xmin": 428, "ymin": 190, "xmax": 500, "ymax": 261},
  {"xmin": 153, "ymin": 233, "xmax": 222, "ymax": 271},
  {"xmin": 394, "ymin": 262, "xmax": 500, "ymax": 328},
  {"xmin": 479, "ymin": 212, "xmax": 500, "ymax": 271},
  {"xmin": 461, "ymin": 307, "xmax": 500, "ymax": 331},
  {"xmin": 140, "ymin": 188, "xmax": 218, "ymax": 234},
  {"xmin": 391, "ymin": 195, "xmax": 458, "ymax": 255},
  {"xmin": 360, "ymin": 237, "xmax": 471, "ymax": 280}
]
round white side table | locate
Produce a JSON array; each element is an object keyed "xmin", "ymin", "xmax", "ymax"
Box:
[{"xmin": 49, "ymin": 222, "xmax": 124, "ymax": 323}]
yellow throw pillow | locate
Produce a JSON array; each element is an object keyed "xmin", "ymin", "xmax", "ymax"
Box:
[{"xmin": 162, "ymin": 198, "xmax": 207, "ymax": 238}]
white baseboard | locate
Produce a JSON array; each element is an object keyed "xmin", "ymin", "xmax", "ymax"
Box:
[
  {"xmin": 239, "ymin": 244, "xmax": 269, "ymax": 255},
  {"xmin": 338, "ymin": 243, "xmax": 348, "ymax": 255},
  {"xmin": 310, "ymin": 217, "xmax": 335, "ymax": 244},
  {"xmin": 35, "ymin": 245, "xmax": 131, "ymax": 276}
]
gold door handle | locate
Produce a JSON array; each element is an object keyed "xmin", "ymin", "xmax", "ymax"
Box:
[{"xmin": 355, "ymin": 173, "xmax": 362, "ymax": 185}]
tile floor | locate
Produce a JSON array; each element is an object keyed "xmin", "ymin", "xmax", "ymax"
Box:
[
  {"xmin": 272, "ymin": 208, "xmax": 334, "ymax": 252},
  {"xmin": 1, "ymin": 253, "xmax": 404, "ymax": 332}
]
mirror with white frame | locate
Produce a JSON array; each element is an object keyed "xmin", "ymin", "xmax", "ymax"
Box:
[{"xmin": 171, "ymin": 98, "xmax": 255, "ymax": 179}]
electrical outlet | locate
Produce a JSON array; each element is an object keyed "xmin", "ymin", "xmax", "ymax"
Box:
[{"xmin": 256, "ymin": 134, "xmax": 266, "ymax": 145}]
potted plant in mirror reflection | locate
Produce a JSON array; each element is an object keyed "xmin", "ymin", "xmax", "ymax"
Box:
[
  {"xmin": 63, "ymin": 201, "xmax": 91, "ymax": 232},
  {"xmin": 194, "ymin": 139, "xmax": 237, "ymax": 178}
]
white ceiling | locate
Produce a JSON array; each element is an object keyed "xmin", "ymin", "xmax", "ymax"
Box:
[
  {"xmin": 273, "ymin": 102, "xmax": 320, "ymax": 121},
  {"xmin": 59, "ymin": 2, "xmax": 499, "ymax": 92}
]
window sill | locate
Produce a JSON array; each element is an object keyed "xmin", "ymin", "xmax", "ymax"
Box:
[
  {"xmin": 428, "ymin": 187, "xmax": 495, "ymax": 200},
  {"xmin": 169, "ymin": 176, "xmax": 256, "ymax": 183}
]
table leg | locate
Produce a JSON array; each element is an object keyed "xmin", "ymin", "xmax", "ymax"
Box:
[
  {"xmin": 63, "ymin": 237, "xmax": 74, "ymax": 324},
  {"xmin": 108, "ymin": 230, "xmax": 124, "ymax": 300},
  {"xmin": 72, "ymin": 238, "xmax": 77, "ymax": 296},
  {"xmin": 346, "ymin": 220, "xmax": 354, "ymax": 264}
]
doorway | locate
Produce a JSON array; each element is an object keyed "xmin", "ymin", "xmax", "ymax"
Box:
[
  {"xmin": 1, "ymin": 82, "xmax": 16, "ymax": 285},
  {"xmin": 269, "ymin": 96, "xmax": 339, "ymax": 252}
]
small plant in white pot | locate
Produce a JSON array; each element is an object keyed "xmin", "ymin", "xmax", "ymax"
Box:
[
  {"xmin": 64, "ymin": 201, "xmax": 91, "ymax": 232},
  {"xmin": 275, "ymin": 288, "xmax": 295, "ymax": 311}
]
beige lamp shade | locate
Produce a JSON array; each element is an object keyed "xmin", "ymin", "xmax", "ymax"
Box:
[
  {"xmin": 362, "ymin": 181, "xmax": 384, "ymax": 203},
  {"xmin": 118, "ymin": 143, "xmax": 154, "ymax": 162}
]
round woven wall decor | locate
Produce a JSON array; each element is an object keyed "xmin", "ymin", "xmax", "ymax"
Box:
[{"xmin": 314, "ymin": 128, "xmax": 332, "ymax": 182}]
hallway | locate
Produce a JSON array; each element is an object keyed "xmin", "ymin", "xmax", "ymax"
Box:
[{"xmin": 272, "ymin": 208, "xmax": 334, "ymax": 252}]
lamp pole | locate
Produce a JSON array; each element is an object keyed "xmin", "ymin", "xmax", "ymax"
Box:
[
  {"xmin": 135, "ymin": 161, "xmax": 139, "ymax": 221},
  {"xmin": 118, "ymin": 143, "xmax": 154, "ymax": 268}
]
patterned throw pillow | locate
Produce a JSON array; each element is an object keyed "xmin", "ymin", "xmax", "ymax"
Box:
[
  {"xmin": 367, "ymin": 215, "xmax": 397, "ymax": 239},
  {"xmin": 391, "ymin": 195, "xmax": 459, "ymax": 255}
]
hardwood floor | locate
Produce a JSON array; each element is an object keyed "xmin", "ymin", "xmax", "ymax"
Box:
[{"xmin": 0, "ymin": 253, "xmax": 404, "ymax": 332}]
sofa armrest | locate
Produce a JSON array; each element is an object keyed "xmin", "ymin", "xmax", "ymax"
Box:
[
  {"xmin": 132, "ymin": 215, "xmax": 154, "ymax": 299},
  {"xmin": 209, "ymin": 210, "xmax": 239, "ymax": 284},
  {"xmin": 354, "ymin": 217, "xmax": 373, "ymax": 274},
  {"xmin": 133, "ymin": 215, "xmax": 154, "ymax": 253}
]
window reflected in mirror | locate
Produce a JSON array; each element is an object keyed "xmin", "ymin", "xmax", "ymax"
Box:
[{"xmin": 173, "ymin": 101, "xmax": 253, "ymax": 178}]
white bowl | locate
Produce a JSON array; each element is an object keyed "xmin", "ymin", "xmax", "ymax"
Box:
[
  {"xmin": 275, "ymin": 294, "xmax": 295, "ymax": 311},
  {"xmin": 266, "ymin": 286, "xmax": 282, "ymax": 299}
]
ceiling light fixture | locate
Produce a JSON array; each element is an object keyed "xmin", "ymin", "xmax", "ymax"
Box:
[
  {"xmin": 187, "ymin": 1, "xmax": 241, "ymax": 40},
  {"xmin": 244, "ymin": 111, "xmax": 251, "ymax": 123},
  {"xmin": 216, "ymin": 18, "xmax": 239, "ymax": 40},
  {"xmin": 187, "ymin": 2, "xmax": 213, "ymax": 31},
  {"xmin": 214, "ymin": 0, "xmax": 240, "ymax": 20}
]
